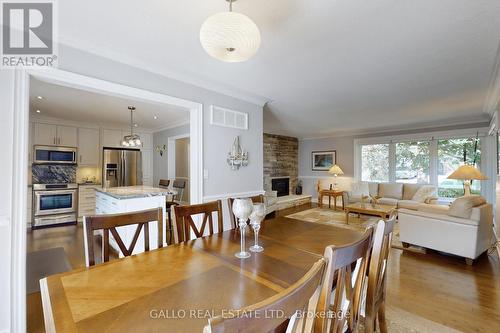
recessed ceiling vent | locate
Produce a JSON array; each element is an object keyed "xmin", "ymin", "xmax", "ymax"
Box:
[{"xmin": 210, "ymin": 105, "xmax": 248, "ymax": 130}]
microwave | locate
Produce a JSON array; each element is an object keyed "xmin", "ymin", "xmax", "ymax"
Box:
[{"xmin": 33, "ymin": 145, "xmax": 77, "ymax": 164}]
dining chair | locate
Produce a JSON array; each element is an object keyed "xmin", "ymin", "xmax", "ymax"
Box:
[
  {"xmin": 159, "ymin": 179, "xmax": 176, "ymax": 244},
  {"xmin": 83, "ymin": 208, "xmax": 163, "ymax": 267},
  {"xmin": 172, "ymin": 179, "xmax": 187, "ymax": 202},
  {"xmin": 315, "ymin": 227, "xmax": 374, "ymax": 333},
  {"xmin": 173, "ymin": 200, "xmax": 223, "ymax": 243},
  {"xmin": 203, "ymin": 257, "xmax": 326, "ymax": 333},
  {"xmin": 364, "ymin": 214, "xmax": 396, "ymax": 333},
  {"xmin": 227, "ymin": 194, "xmax": 265, "ymax": 229}
]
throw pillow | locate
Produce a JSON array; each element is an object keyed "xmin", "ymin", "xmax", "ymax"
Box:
[
  {"xmin": 412, "ymin": 186, "xmax": 437, "ymax": 203},
  {"xmin": 448, "ymin": 195, "xmax": 486, "ymax": 219}
]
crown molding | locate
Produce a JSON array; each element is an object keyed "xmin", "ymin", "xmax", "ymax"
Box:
[
  {"xmin": 152, "ymin": 120, "xmax": 190, "ymax": 133},
  {"xmin": 299, "ymin": 116, "xmax": 491, "ymax": 141},
  {"xmin": 59, "ymin": 38, "xmax": 270, "ymax": 108}
]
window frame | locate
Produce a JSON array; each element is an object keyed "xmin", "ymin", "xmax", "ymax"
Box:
[{"xmin": 354, "ymin": 128, "xmax": 491, "ymax": 199}]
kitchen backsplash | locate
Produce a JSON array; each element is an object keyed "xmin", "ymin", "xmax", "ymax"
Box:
[{"xmin": 32, "ymin": 165, "xmax": 77, "ymax": 184}]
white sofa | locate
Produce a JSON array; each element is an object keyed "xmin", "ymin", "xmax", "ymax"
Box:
[
  {"xmin": 342, "ymin": 182, "xmax": 437, "ymax": 210},
  {"xmin": 398, "ymin": 198, "xmax": 493, "ymax": 264}
]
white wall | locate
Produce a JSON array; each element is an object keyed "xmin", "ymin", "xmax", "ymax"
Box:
[
  {"xmin": 153, "ymin": 124, "xmax": 190, "ymax": 186},
  {"xmin": 1, "ymin": 44, "xmax": 265, "ymax": 332},
  {"xmin": 0, "ymin": 70, "xmax": 14, "ymax": 333}
]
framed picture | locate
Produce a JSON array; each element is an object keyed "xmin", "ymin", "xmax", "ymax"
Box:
[{"xmin": 312, "ymin": 150, "xmax": 336, "ymax": 171}]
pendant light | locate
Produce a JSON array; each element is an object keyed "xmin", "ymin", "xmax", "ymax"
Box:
[
  {"xmin": 200, "ymin": 0, "xmax": 261, "ymax": 62},
  {"xmin": 121, "ymin": 106, "xmax": 142, "ymax": 147}
]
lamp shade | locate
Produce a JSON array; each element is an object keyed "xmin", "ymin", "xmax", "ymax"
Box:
[
  {"xmin": 328, "ymin": 164, "xmax": 344, "ymax": 175},
  {"xmin": 447, "ymin": 165, "xmax": 488, "ymax": 180},
  {"xmin": 200, "ymin": 11, "xmax": 261, "ymax": 62}
]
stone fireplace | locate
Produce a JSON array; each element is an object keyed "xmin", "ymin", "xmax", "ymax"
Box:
[
  {"xmin": 271, "ymin": 177, "xmax": 290, "ymax": 197},
  {"xmin": 263, "ymin": 133, "xmax": 298, "ymax": 195}
]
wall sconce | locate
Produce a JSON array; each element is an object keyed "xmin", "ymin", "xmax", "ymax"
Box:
[
  {"xmin": 227, "ymin": 136, "xmax": 248, "ymax": 170},
  {"xmin": 156, "ymin": 144, "xmax": 166, "ymax": 156}
]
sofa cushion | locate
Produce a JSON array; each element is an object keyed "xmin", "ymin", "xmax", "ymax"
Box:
[
  {"xmin": 418, "ymin": 203, "xmax": 450, "ymax": 215},
  {"xmin": 378, "ymin": 183, "xmax": 403, "ymax": 200},
  {"xmin": 398, "ymin": 200, "xmax": 420, "ymax": 210},
  {"xmin": 449, "ymin": 195, "xmax": 486, "ymax": 219},
  {"xmin": 398, "ymin": 208, "xmax": 480, "ymax": 226},
  {"xmin": 403, "ymin": 184, "xmax": 423, "ymax": 200},
  {"xmin": 412, "ymin": 185, "xmax": 437, "ymax": 203},
  {"xmin": 378, "ymin": 197, "xmax": 398, "ymax": 206},
  {"xmin": 368, "ymin": 182, "xmax": 379, "ymax": 197}
]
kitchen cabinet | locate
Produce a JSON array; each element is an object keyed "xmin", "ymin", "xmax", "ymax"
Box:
[
  {"xmin": 57, "ymin": 125, "xmax": 78, "ymax": 147},
  {"xmin": 78, "ymin": 128, "xmax": 100, "ymax": 166},
  {"xmin": 34, "ymin": 123, "xmax": 57, "ymax": 145},
  {"xmin": 102, "ymin": 129, "xmax": 123, "ymax": 148},
  {"xmin": 34, "ymin": 123, "xmax": 77, "ymax": 147},
  {"xmin": 27, "ymin": 186, "xmax": 32, "ymax": 227},
  {"xmin": 78, "ymin": 185, "xmax": 100, "ymax": 222}
]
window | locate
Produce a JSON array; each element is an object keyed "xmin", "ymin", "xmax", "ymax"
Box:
[
  {"xmin": 357, "ymin": 135, "xmax": 485, "ymax": 199},
  {"xmin": 361, "ymin": 144, "xmax": 389, "ymax": 182},
  {"xmin": 438, "ymin": 138, "xmax": 481, "ymax": 198},
  {"xmin": 395, "ymin": 141, "xmax": 430, "ymax": 183}
]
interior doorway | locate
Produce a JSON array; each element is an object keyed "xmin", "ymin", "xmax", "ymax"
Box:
[{"xmin": 168, "ymin": 133, "xmax": 190, "ymax": 202}]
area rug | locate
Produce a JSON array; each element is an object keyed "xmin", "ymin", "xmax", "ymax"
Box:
[
  {"xmin": 286, "ymin": 208, "xmax": 426, "ymax": 253},
  {"xmin": 26, "ymin": 247, "xmax": 72, "ymax": 294}
]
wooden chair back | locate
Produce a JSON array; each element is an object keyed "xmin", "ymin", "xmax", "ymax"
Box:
[
  {"xmin": 228, "ymin": 194, "xmax": 265, "ymax": 229},
  {"xmin": 315, "ymin": 228, "xmax": 374, "ymax": 333},
  {"xmin": 158, "ymin": 179, "xmax": 170, "ymax": 188},
  {"xmin": 172, "ymin": 179, "xmax": 186, "ymax": 202},
  {"xmin": 83, "ymin": 208, "xmax": 163, "ymax": 267},
  {"xmin": 364, "ymin": 215, "xmax": 396, "ymax": 333},
  {"xmin": 203, "ymin": 258, "xmax": 326, "ymax": 333},
  {"xmin": 173, "ymin": 200, "xmax": 223, "ymax": 243}
]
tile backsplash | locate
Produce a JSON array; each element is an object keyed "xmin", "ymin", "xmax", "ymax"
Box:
[{"xmin": 32, "ymin": 165, "xmax": 77, "ymax": 184}]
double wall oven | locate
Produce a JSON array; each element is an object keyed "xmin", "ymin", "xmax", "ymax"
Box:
[
  {"xmin": 32, "ymin": 145, "xmax": 78, "ymax": 229},
  {"xmin": 33, "ymin": 184, "xmax": 78, "ymax": 228}
]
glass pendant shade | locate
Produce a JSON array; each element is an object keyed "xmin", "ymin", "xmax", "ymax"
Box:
[
  {"xmin": 122, "ymin": 106, "xmax": 142, "ymax": 147},
  {"xmin": 200, "ymin": 11, "xmax": 261, "ymax": 62}
]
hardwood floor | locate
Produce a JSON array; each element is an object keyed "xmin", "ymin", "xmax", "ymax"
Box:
[{"xmin": 26, "ymin": 203, "xmax": 500, "ymax": 332}]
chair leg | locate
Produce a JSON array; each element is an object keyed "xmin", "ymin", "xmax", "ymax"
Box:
[
  {"xmin": 377, "ymin": 302, "xmax": 388, "ymax": 333},
  {"xmin": 167, "ymin": 209, "xmax": 173, "ymax": 244}
]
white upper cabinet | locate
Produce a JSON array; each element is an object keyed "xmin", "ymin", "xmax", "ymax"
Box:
[
  {"xmin": 34, "ymin": 123, "xmax": 57, "ymax": 145},
  {"xmin": 33, "ymin": 123, "xmax": 77, "ymax": 147},
  {"xmin": 141, "ymin": 150, "xmax": 153, "ymax": 186},
  {"xmin": 102, "ymin": 129, "xmax": 123, "ymax": 148},
  {"xmin": 78, "ymin": 128, "xmax": 100, "ymax": 166},
  {"xmin": 57, "ymin": 125, "xmax": 78, "ymax": 147}
]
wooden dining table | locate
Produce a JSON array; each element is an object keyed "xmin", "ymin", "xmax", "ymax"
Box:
[{"xmin": 40, "ymin": 216, "xmax": 363, "ymax": 332}]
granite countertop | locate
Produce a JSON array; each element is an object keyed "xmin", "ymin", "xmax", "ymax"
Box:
[
  {"xmin": 78, "ymin": 182, "xmax": 102, "ymax": 186},
  {"xmin": 95, "ymin": 186, "xmax": 177, "ymax": 200}
]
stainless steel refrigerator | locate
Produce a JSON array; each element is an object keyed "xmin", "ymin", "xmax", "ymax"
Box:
[{"xmin": 102, "ymin": 148, "xmax": 143, "ymax": 188}]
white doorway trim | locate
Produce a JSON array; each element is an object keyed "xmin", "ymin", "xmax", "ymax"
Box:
[
  {"xmin": 167, "ymin": 133, "xmax": 190, "ymax": 180},
  {"xmin": 10, "ymin": 67, "xmax": 203, "ymax": 331}
]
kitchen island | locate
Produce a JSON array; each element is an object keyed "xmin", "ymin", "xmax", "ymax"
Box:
[{"xmin": 94, "ymin": 186, "xmax": 176, "ymax": 256}]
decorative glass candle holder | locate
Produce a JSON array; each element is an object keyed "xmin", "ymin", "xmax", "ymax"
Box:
[
  {"xmin": 232, "ymin": 198, "xmax": 253, "ymax": 259},
  {"xmin": 249, "ymin": 203, "xmax": 266, "ymax": 252}
]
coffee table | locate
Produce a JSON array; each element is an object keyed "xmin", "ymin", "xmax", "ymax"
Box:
[{"xmin": 344, "ymin": 202, "xmax": 396, "ymax": 224}]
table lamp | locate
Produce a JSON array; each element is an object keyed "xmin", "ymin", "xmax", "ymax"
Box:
[
  {"xmin": 328, "ymin": 164, "xmax": 344, "ymax": 190},
  {"xmin": 447, "ymin": 164, "xmax": 488, "ymax": 196}
]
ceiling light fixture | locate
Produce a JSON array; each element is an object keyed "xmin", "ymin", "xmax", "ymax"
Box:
[
  {"xmin": 36, "ymin": 109, "xmax": 41, "ymax": 113},
  {"xmin": 37, "ymin": 96, "xmax": 43, "ymax": 100},
  {"xmin": 154, "ymin": 115, "xmax": 158, "ymax": 120},
  {"xmin": 200, "ymin": 0, "xmax": 261, "ymax": 62},
  {"xmin": 121, "ymin": 106, "xmax": 142, "ymax": 147}
]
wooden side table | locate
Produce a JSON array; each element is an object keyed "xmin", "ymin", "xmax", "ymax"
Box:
[{"xmin": 318, "ymin": 189, "xmax": 345, "ymax": 210}]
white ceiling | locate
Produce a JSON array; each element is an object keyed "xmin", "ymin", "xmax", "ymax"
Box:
[
  {"xmin": 57, "ymin": 0, "xmax": 500, "ymax": 138},
  {"xmin": 30, "ymin": 78, "xmax": 190, "ymax": 131}
]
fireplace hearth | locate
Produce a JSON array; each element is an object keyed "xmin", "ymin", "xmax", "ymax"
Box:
[{"xmin": 272, "ymin": 177, "xmax": 290, "ymax": 197}]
